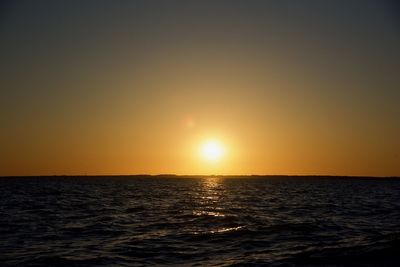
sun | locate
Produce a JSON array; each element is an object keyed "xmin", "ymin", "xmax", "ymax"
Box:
[{"xmin": 201, "ymin": 140, "xmax": 224, "ymax": 162}]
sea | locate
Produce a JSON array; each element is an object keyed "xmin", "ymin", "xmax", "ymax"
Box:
[{"xmin": 1, "ymin": 176, "xmax": 400, "ymax": 266}]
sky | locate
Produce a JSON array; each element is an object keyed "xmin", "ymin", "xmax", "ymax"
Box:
[{"xmin": 1, "ymin": 0, "xmax": 399, "ymax": 176}]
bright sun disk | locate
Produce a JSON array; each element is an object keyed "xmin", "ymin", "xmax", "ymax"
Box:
[{"xmin": 201, "ymin": 140, "xmax": 224, "ymax": 161}]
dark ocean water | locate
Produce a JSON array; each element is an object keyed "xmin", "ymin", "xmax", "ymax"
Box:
[{"xmin": 1, "ymin": 176, "xmax": 400, "ymax": 266}]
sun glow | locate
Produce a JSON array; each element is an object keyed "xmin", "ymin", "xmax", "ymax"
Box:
[{"xmin": 201, "ymin": 140, "xmax": 224, "ymax": 162}]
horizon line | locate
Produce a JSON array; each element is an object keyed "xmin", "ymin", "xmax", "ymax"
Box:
[{"xmin": 1, "ymin": 174, "xmax": 399, "ymax": 179}]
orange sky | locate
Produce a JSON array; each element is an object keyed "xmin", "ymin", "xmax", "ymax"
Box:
[{"xmin": 1, "ymin": 1, "xmax": 399, "ymax": 176}]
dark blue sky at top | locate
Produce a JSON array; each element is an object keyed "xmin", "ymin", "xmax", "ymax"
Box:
[
  {"xmin": 2, "ymin": 0, "xmax": 398, "ymax": 119},
  {"xmin": 1, "ymin": 1, "xmax": 398, "ymax": 95}
]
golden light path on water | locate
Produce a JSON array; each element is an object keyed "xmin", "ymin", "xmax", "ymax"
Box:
[{"xmin": 191, "ymin": 177, "xmax": 244, "ymax": 235}]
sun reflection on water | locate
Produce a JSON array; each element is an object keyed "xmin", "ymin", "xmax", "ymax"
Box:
[
  {"xmin": 200, "ymin": 176, "xmax": 223, "ymax": 204},
  {"xmin": 192, "ymin": 210, "xmax": 225, "ymax": 217},
  {"xmin": 192, "ymin": 177, "xmax": 224, "ymax": 217},
  {"xmin": 190, "ymin": 177, "xmax": 244, "ymax": 235},
  {"xmin": 210, "ymin": 226, "xmax": 243, "ymax": 234},
  {"xmin": 202, "ymin": 176, "xmax": 222, "ymax": 190}
]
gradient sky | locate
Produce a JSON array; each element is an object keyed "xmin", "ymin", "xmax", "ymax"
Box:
[{"xmin": 1, "ymin": 0, "xmax": 399, "ymax": 176}]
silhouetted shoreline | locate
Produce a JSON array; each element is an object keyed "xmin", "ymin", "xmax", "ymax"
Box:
[{"xmin": 1, "ymin": 175, "xmax": 399, "ymax": 180}]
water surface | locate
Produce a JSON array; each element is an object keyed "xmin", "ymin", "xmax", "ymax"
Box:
[{"xmin": 1, "ymin": 176, "xmax": 400, "ymax": 266}]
